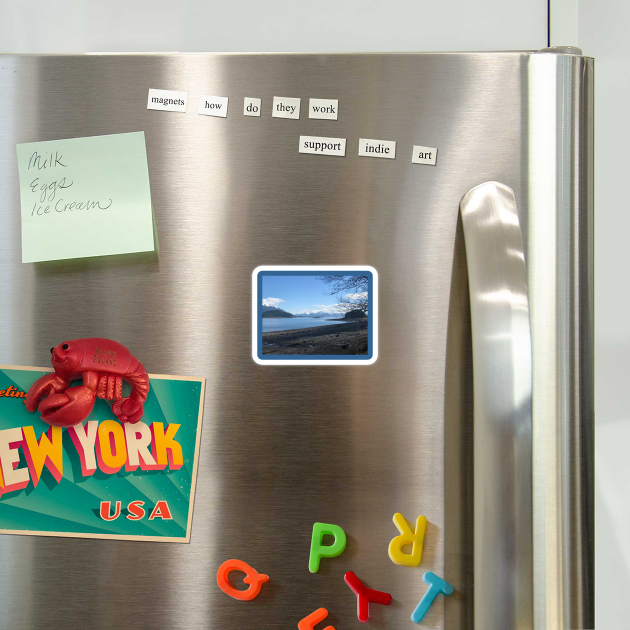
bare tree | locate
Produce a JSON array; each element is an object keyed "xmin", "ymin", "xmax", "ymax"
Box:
[{"xmin": 316, "ymin": 275, "xmax": 369, "ymax": 315}]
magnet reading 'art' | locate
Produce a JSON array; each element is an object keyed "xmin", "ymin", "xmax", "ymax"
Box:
[
  {"xmin": 25, "ymin": 338, "xmax": 149, "ymax": 427},
  {"xmin": 388, "ymin": 512, "xmax": 427, "ymax": 567},
  {"xmin": 298, "ymin": 608, "xmax": 335, "ymax": 630},
  {"xmin": 309, "ymin": 522, "xmax": 347, "ymax": 573},
  {"xmin": 216, "ymin": 559, "xmax": 269, "ymax": 601}
]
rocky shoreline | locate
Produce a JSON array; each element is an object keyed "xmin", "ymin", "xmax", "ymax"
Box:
[{"xmin": 262, "ymin": 322, "xmax": 368, "ymax": 355}]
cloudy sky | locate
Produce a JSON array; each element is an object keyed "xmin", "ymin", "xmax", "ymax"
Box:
[{"xmin": 262, "ymin": 275, "xmax": 344, "ymax": 315}]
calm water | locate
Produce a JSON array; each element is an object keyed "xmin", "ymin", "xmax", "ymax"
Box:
[{"xmin": 262, "ymin": 317, "xmax": 350, "ymax": 333}]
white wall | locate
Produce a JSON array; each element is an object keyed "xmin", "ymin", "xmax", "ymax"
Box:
[
  {"xmin": 576, "ymin": 2, "xmax": 629, "ymax": 627},
  {"xmin": 0, "ymin": 0, "xmax": 547, "ymax": 53}
]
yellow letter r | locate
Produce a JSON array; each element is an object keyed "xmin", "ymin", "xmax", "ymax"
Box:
[{"xmin": 388, "ymin": 512, "xmax": 427, "ymax": 567}]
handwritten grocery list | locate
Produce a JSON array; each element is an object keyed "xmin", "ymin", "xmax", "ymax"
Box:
[{"xmin": 16, "ymin": 132, "xmax": 154, "ymax": 263}]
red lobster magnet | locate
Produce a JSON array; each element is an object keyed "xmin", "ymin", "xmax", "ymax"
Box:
[{"xmin": 26, "ymin": 338, "xmax": 149, "ymax": 428}]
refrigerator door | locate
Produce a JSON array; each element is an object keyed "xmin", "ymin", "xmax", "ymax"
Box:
[{"xmin": 0, "ymin": 52, "xmax": 593, "ymax": 629}]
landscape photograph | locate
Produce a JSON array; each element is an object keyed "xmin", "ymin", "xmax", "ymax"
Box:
[{"xmin": 260, "ymin": 274, "xmax": 370, "ymax": 355}]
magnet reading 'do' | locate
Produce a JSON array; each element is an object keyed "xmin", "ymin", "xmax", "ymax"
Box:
[{"xmin": 26, "ymin": 338, "xmax": 149, "ymax": 427}]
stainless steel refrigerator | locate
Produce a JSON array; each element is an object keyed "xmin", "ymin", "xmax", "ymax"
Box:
[{"xmin": 0, "ymin": 50, "xmax": 593, "ymax": 629}]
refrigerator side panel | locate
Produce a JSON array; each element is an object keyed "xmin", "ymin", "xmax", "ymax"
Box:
[{"xmin": 526, "ymin": 52, "xmax": 595, "ymax": 630}]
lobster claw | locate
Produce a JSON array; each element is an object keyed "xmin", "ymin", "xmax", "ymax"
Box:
[
  {"xmin": 112, "ymin": 398, "xmax": 144, "ymax": 424},
  {"xmin": 37, "ymin": 386, "xmax": 96, "ymax": 428},
  {"xmin": 25, "ymin": 373, "xmax": 67, "ymax": 413}
]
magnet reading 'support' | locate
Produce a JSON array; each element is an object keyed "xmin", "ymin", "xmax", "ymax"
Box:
[{"xmin": 25, "ymin": 338, "xmax": 149, "ymax": 428}]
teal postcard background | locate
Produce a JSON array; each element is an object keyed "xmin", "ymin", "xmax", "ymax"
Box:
[{"xmin": 0, "ymin": 367, "xmax": 204, "ymax": 542}]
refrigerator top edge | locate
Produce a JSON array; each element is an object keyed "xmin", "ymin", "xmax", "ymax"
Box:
[{"xmin": 0, "ymin": 50, "xmax": 594, "ymax": 59}]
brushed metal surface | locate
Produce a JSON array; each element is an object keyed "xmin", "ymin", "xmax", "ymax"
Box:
[
  {"xmin": 527, "ymin": 52, "xmax": 595, "ymax": 629},
  {"xmin": 0, "ymin": 52, "xmax": 593, "ymax": 629},
  {"xmin": 460, "ymin": 182, "xmax": 533, "ymax": 630}
]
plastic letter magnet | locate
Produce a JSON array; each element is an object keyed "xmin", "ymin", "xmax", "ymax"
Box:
[
  {"xmin": 216, "ymin": 559, "xmax": 269, "ymax": 601},
  {"xmin": 410, "ymin": 571, "xmax": 454, "ymax": 623},
  {"xmin": 309, "ymin": 522, "xmax": 347, "ymax": 573},
  {"xmin": 344, "ymin": 571, "xmax": 392, "ymax": 622},
  {"xmin": 388, "ymin": 512, "xmax": 427, "ymax": 567},
  {"xmin": 298, "ymin": 608, "xmax": 335, "ymax": 630}
]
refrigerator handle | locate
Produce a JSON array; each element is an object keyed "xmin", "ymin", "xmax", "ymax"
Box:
[{"xmin": 459, "ymin": 182, "xmax": 533, "ymax": 629}]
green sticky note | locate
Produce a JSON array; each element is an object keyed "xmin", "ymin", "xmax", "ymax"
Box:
[{"xmin": 16, "ymin": 132, "xmax": 155, "ymax": 263}]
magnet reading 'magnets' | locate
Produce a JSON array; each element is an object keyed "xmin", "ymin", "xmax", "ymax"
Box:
[{"xmin": 25, "ymin": 338, "xmax": 149, "ymax": 428}]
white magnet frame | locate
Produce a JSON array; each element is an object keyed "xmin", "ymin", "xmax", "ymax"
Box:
[{"xmin": 251, "ymin": 265, "xmax": 378, "ymax": 366}]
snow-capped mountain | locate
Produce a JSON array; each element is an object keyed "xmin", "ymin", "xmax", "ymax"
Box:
[
  {"xmin": 293, "ymin": 310, "xmax": 341, "ymax": 318},
  {"xmin": 261, "ymin": 305, "xmax": 293, "ymax": 318}
]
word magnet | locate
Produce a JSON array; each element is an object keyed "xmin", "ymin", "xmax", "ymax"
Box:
[
  {"xmin": 299, "ymin": 136, "xmax": 346, "ymax": 157},
  {"xmin": 198, "ymin": 95, "xmax": 228, "ymax": 118},
  {"xmin": 244, "ymin": 97, "xmax": 261, "ymax": 116},
  {"xmin": 411, "ymin": 145, "xmax": 438, "ymax": 165},
  {"xmin": 308, "ymin": 98, "xmax": 338, "ymax": 120},
  {"xmin": 272, "ymin": 96, "xmax": 300, "ymax": 119},
  {"xmin": 309, "ymin": 522, "xmax": 346, "ymax": 573},
  {"xmin": 388, "ymin": 512, "xmax": 427, "ymax": 567},
  {"xmin": 216, "ymin": 559, "xmax": 269, "ymax": 601},
  {"xmin": 358, "ymin": 138, "xmax": 396, "ymax": 159},
  {"xmin": 147, "ymin": 88, "xmax": 187, "ymax": 112}
]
